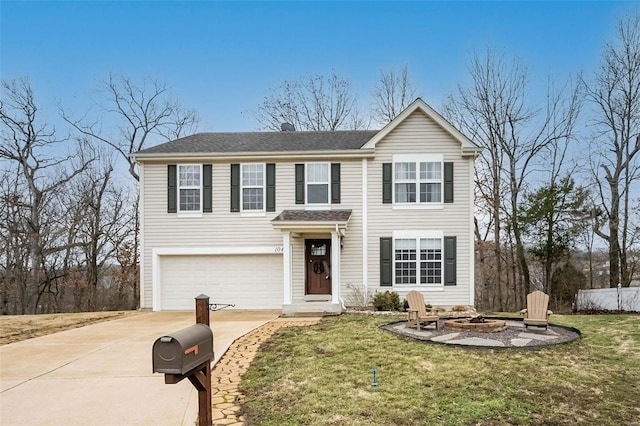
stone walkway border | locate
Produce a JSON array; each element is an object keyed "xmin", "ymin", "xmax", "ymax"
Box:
[
  {"xmin": 382, "ymin": 318, "xmax": 581, "ymax": 348},
  {"xmin": 210, "ymin": 317, "xmax": 321, "ymax": 426}
]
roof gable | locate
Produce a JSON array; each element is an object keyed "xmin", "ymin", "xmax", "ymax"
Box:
[{"xmin": 361, "ymin": 98, "xmax": 480, "ymax": 154}]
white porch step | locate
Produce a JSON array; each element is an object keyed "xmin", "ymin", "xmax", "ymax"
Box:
[{"xmin": 282, "ymin": 301, "xmax": 342, "ymax": 316}]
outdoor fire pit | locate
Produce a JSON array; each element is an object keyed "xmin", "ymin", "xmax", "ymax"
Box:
[{"xmin": 444, "ymin": 315, "xmax": 507, "ymax": 333}]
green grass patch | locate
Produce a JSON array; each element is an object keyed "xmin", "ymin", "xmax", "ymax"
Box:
[{"xmin": 239, "ymin": 314, "xmax": 640, "ymax": 425}]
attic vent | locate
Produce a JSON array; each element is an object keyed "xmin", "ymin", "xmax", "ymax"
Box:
[{"xmin": 281, "ymin": 122, "xmax": 295, "ymax": 132}]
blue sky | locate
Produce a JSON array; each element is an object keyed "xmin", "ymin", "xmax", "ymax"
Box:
[{"xmin": 1, "ymin": 1, "xmax": 636, "ymax": 133}]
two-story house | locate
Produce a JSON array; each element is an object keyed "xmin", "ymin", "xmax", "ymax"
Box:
[{"xmin": 133, "ymin": 98, "xmax": 481, "ymax": 314}]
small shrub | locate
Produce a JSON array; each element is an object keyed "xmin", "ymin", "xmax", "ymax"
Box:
[
  {"xmin": 345, "ymin": 283, "xmax": 371, "ymax": 310},
  {"xmin": 372, "ymin": 291, "xmax": 402, "ymax": 311},
  {"xmin": 403, "ymin": 299, "xmax": 432, "ymax": 312}
]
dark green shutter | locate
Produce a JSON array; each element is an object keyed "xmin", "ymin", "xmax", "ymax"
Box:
[
  {"xmin": 444, "ymin": 236, "xmax": 457, "ymax": 285},
  {"xmin": 295, "ymin": 164, "xmax": 305, "ymax": 204},
  {"xmin": 167, "ymin": 165, "xmax": 177, "ymax": 213},
  {"xmin": 382, "ymin": 163, "xmax": 392, "ymax": 204},
  {"xmin": 203, "ymin": 164, "xmax": 212, "ymax": 213},
  {"xmin": 380, "ymin": 237, "xmax": 393, "ymax": 286},
  {"xmin": 266, "ymin": 163, "xmax": 276, "ymax": 212},
  {"xmin": 444, "ymin": 162, "xmax": 454, "ymax": 203},
  {"xmin": 230, "ymin": 164, "xmax": 240, "ymax": 212},
  {"xmin": 331, "ymin": 163, "xmax": 340, "ymax": 204}
]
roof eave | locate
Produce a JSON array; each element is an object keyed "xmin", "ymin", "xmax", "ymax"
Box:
[
  {"xmin": 462, "ymin": 146, "xmax": 483, "ymax": 157},
  {"xmin": 271, "ymin": 221, "xmax": 350, "ymax": 234},
  {"xmin": 132, "ymin": 149, "xmax": 375, "ymax": 162}
]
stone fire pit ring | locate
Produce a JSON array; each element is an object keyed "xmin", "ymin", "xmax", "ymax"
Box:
[
  {"xmin": 381, "ymin": 316, "xmax": 581, "ymax": 348},
  {"xmin": 444, "ymin": 318, "xmax": 507, "ymax": 333}
]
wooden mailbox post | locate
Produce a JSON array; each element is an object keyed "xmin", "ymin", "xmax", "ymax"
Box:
[{"xmin": 153, "ymin": 294, "xmax": 213, "ymax": 426}]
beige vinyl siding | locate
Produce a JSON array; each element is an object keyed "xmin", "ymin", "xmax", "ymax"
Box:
[
  {"xmin": 140, "ymin": 108, "xmax": 473, "ymax": 310},
  {"xmin": 141, "ymin": 158, "xmax": 364, "ymax": 309},
  {"xmin": 291, "ymin": 237, "xmax": 304, "ymax": 302},
  {"xmin": 366, "ymin": 110, "xmax": 474, "ymax": 307},
  {"xmin": 289, "ymin": 159, "xmax": 363, "ymax": 303},
  {"xmin": 141, "ymin": 161, "xmax": 286, "ymax": 308},
  {"xmin": 333, "ymin": 160, "xmax": 363, "ymax": 293}
]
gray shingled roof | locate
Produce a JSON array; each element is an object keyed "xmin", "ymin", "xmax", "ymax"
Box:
[
  {"xmin": 136, "ymin": 131, "xmax": 379, "ymax": 154},
  {"xmin": 272, "ymin": 210, "xmax": 352, "ymax": 223}
]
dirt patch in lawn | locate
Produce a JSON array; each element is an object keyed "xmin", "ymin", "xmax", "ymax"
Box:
[{"xmin": 0, "ymin": 311, "xmax": 141, "ymax": 345}]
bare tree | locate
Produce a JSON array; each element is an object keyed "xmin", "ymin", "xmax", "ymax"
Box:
[
  {"xmin": 445, "ymin": 49, "xmax": 580, "ymax": 310},
  {"xmin": 371, "ymin": 65, "xmax": 417, "ymax": 125},
  {"xmin": 250, "ymin": 72, "xmax": 367, "ymax": 131},
  {"xmin": 0, "ymin": 78, "xmax": 92, "ymax": 313},
  {"xmin": 62, "ymin": 73, "xmax": 199, "ymax": 181},
  {"xmin": 584, "ymin": 14, "xmax": 640, "ymax": 288},
  {"xmin": 61, "ymin": 74, "xmax": 198, "ymax": 309},
  {"xmin": 66, "ymin": 159, "xmax": 130, "ymax": 311},
  {"xmin": 0, "ymin": 169, "xmax": 30, "ymax": 314}
]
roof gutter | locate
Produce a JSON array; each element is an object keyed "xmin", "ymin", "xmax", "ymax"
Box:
[
  {"xmin": 271, "ymin": 219, "xmax": 350, "ymax": 235},
  {"xmin": 132, "ymin": 149, "xmax": 375, "ymax": 162},
  {"xmin": 462, "ymin": 146, "xmax": 483, "ymax": 157}
]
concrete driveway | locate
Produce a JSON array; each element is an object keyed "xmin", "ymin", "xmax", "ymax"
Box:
[{"xmin": 0, "ymin": 310, "xmax": 280, "ymax": 426}]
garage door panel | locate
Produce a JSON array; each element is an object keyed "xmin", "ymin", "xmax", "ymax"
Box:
[{"xmin": 160, "ymin": 254, "xmax": 283, "ymax": 310}]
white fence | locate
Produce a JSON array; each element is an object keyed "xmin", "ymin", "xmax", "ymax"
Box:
[{"xmin": 576, "ymin": 287, "xmax": 640, "ymax": 312}]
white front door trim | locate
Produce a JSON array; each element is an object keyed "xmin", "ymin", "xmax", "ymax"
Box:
[{"xmin": 331, "ymin": 230, "xmax": 340, "ymax": 304}]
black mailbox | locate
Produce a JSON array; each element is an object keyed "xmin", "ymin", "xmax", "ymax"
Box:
[{"xmin": 153, "ymin": 324, "xmax": 214, "ymax": 375}]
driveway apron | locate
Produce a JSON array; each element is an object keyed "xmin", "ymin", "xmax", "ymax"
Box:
[{"xmin": 0, "ymin": 310, "xmax": 280, "ymax": 426}]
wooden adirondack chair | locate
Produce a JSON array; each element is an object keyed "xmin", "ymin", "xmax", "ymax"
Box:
[
  {"xmin": 405, "ymin": 290, "xmax": 439, "ymax": 331},
  {"xmin": 519, "ymin": 291, "xmax": 553, "ymax": 330}
]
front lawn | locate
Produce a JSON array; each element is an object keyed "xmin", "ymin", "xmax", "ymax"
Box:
[
  {"xmin": 0, "ymin": 311, "xmax": 140, "ymax": 345},
  {"xmin": 240, "ymin": 314, "xmax": 639, "ymax": 425}
]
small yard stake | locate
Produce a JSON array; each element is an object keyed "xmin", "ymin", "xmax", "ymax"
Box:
[{"xmin": 371, "ymin": 368, "xmax": 378, "ymax": 387}]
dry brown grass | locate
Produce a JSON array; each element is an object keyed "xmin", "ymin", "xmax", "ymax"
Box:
[{"xmin": 0, "ymin": 311, "xmax": 141, "ymax": 345}]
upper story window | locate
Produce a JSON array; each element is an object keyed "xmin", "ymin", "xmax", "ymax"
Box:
[
  {"xmin": 420, "ymin": 162, "xmax": 442, "ymax": 202},
  {"xmin": 394, "ymin": 154, "xmax": 443, "ymax": 205},
  {"xmin": 178, "ymin": 164, "xmax": 201, "ymax": 212},
  {"xmin": 306, "ymin": 162, "xmax": 330, "ymax": 205},
  {"xmin": 241, "ymin": 163, "xmax": 265, "ymax": 211}
]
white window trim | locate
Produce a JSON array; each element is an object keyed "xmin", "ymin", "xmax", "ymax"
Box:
[
  {"xmin": 305, "ymin": 162, "xmax": 331, "ymax": 209},
  {"xmin": 392, "ymin": 230, "xmax": 444, "ymax": 287},
  {"xmin": 240, "ymin": 163, "xmax": 266, "ymax": 213},
  {"xmin": 392, "ymin": 154, "xmax": 444, "ymax": 209},
  {"xmin": 177, "ymin": 164, "xmax": 203, "ymax": 217}
]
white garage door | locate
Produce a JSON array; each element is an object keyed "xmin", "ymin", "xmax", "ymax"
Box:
[{"xmin": 160, "ymin": 254, "xmax": 283, "ymax": 310}]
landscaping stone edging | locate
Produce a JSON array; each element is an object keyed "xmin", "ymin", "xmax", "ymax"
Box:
[
  {"xmin": 210, "ymin": 318, "xmax": 321, "ymax": 426},
  {"xmin": 381, "ymin": 316, "xmax": 581, "ymax": 349}
]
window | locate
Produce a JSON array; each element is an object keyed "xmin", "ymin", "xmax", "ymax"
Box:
[
  {"xmin": 241, "ymin": 163, "xmax": 264, "ymax": 211},
  {"xmin": 306, "ymin": 163, "xmax": 330, "ymax": 205},
  {"xmin": 420, "ymin": 238, "xmax": 442, "ymax": 284},
  {"xmin": 420, "ymin": 162, "xmax": 442, "ymax": 202},
  {"xmin": 311, "ymin": 243, "xmax": 327, "ymax": 256},
  {"xmin": 393, "ymin": 235, "xmax": 443, "ymax": 285},
  {"xmin": 394, "ymin": 162, "xmax": 416, "ymax": 203},
  {"xmin": 393, "ymin": 155, "xmax": 443, "ymax": 205},
  {"xmin": 178, "ymin": 164, "xmax": 201, "ymax": 212},
  {"xmin": 395, "ymin": 239, "xmax": 416, "ymax": 284}
]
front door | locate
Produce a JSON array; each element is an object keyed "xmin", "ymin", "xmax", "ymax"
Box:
[{"xmin": 305, "ymin": 239, "xmax": 332, "ymax": 295}]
